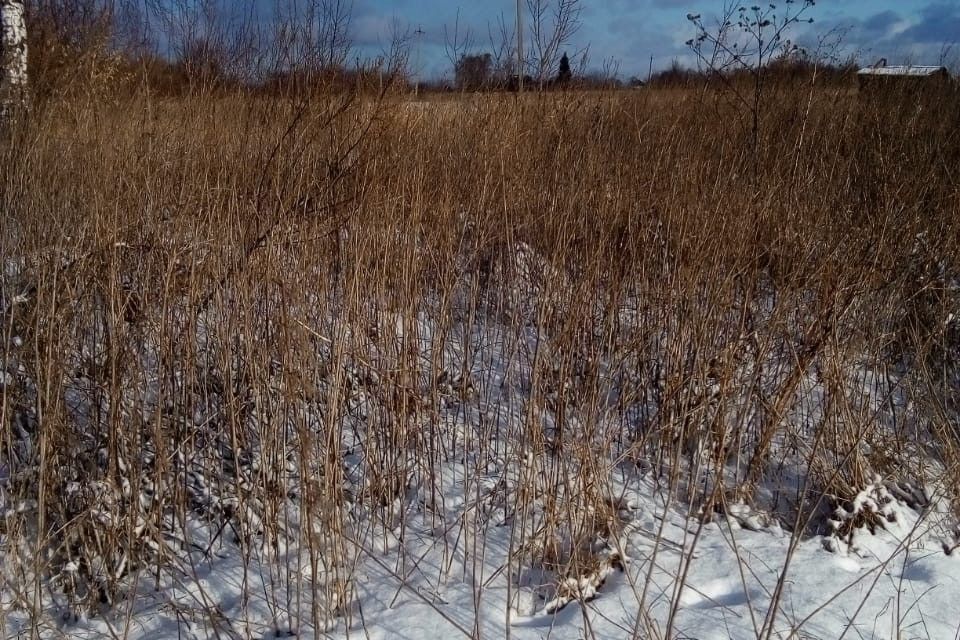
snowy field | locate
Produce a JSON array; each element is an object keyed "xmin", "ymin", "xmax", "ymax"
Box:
[
  {"xmin": 6, "ymin": 468, "xmax": 960, "ymax": 639},
  {"xmin": 2, "ymin": 70, "xmax": 959, "ymax": 639},
  {"xmin": 4, "ymin": 241, "xmax": 960, "ymax": 639}
]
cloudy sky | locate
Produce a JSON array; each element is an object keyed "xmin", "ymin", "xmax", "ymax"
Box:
[{"xmin": 343, "ymin": 0, "xmax": 959, "ymax": 78}]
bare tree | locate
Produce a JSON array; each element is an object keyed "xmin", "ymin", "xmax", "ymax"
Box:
[
  {"xmin": 455, "ymin": 52, "xmax": 492, "ymax": 91},
  {"xmin": 486, "ymin": 12, "xmax": 516, "ymax": 86},
  {"xmin": 269, "ymin": 0, "xmax": 354, "ymax": 90},
  {"xmin": 686, "ymin": 1, "xmax": 817, "ymax": 172},
  {"xmin": 317, "ymin": 0, "xmax": 352, "ymax": 69},
  {"xmin": 145, "ymin": 0, "xmax": 230, "ymax": 90},
  {"xmin": 381, "ymin": 16, "xmax": 413, "ymax": 86},
  {"xmin": 285, "ymin": 0, "xmax": 353, "ymax": 71},
  {"xmin": 1, "ymin": 0, "xmax": 28, "ymax": 116},
  {"xmin": 444, "ymin": 8, "xmax": 473, "ymax": 83},
  {"xmin": 525, "ymin": 0, "xmax": 581, "ymax": 89}
]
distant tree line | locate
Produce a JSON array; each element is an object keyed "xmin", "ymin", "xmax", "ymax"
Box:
[
  {"xmin": 13, "ymin": 0, "xmax": 415, "ymax": 102},
  {"xmin": 439, "ymin": 36, "xmax": 627, "ymax": 93},
  {"xmin": 451, "ymin": 50, "xmax": 578, "ymax": 91},
  {"xmin": 647, "ymin": 53, "xmax": 861, "ymax": 88},
  {"xmin": 5, "ymin": 0, "xmax": 877, "ymax": 103}
]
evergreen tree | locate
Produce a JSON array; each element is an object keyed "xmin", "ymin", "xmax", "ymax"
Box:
[{"xmin": 556, "ymin": 52, "xmax": 572, "ymax": 85}]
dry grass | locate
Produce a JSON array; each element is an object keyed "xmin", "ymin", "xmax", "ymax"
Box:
[{"xmin": 1, "ymin": 77, "xmax": 960, "ymax": 636}]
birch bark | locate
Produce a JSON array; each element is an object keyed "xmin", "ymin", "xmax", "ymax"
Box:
[{"xmin": 1, "ymin": 0, "xmax": 27, "ymax": 117}]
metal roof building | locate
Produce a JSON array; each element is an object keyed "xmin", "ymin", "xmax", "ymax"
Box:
[
  {"xmin": 856, "ymin": 62, "xmax": 951, "ymax": 93},
  {"xmin": 857, "ymin": 65, "xmax": 950, "ymax": 78}
]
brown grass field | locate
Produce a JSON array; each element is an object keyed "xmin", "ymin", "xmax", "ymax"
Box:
[{"xmin": 2, "ymin": 70, "xmax": 960, "ymax": 634}]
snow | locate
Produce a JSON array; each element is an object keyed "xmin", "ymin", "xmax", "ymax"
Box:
[
  {"xmin": 4, "ymin": 243, "xmax": 960, "ymax": 639},
  {"xmin": 5, "ymin": 476, "xmax": 960, "ymax": 639}
]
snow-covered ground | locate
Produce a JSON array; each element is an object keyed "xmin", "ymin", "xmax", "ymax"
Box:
[
  {"xmin": 6, "ymin": 476, "xmax": 959, "ymax": 639},
  {"xmin": 3, "ymin": 244, "xmax": 960, "ymax": 640}
]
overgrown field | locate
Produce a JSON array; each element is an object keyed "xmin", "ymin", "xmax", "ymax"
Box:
[{"xmin": 2, "ymin": 84, "xmax": 960, "ymax": 638}]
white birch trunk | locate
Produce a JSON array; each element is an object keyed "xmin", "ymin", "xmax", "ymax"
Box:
[{"xmin": 1, "ymin": 0, "xmax": 27, "ymax": 117}]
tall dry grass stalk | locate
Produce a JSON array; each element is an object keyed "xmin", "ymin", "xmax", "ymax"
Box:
[{"xmin": 1, "ymin": 70, "xmax": 959, "ymax": 636}]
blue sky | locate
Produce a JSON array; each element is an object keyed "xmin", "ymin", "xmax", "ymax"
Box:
[{"xmin": 344, "ymin": 1, "xmax": 959, "ymax": 78}]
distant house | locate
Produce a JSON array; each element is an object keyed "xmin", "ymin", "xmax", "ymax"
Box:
[{"xmin": 857, "ymin": 59, "xmax": 951, "ymax": 92}]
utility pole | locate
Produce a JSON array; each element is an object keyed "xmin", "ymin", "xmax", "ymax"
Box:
[
  {"xmin": 516, "ymin": 0, "xmax": 523, "ymax": 92},
  {"xmin": 414, "ymin": 25, "xmax": 424, "ymax": 97}
]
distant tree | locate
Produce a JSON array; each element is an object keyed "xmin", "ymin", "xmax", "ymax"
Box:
[
  {"xmin": 444, "ymin": 9, "xmax": 474, "ymax": 80},
  {"xmin": 577, "ymin": 71, "xmax": 622, "ymax": 90},
  {"xmin": 525, "ymin": 0, "xmax": 582, "ymax": 89},
  {"xmin": 555, "ymin": 51, "xmax": 572, "ymax": 85},
  {"xmin": 648, "ymin": 59, "xmax": 698, "ymax": 87},
  {"xmin": 455, "ymin": 52, "xmax": 493, "ymax": 91},
  {"xmin": 176, "ymin": 36, "xmax": 229, "ymax": 91}
]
